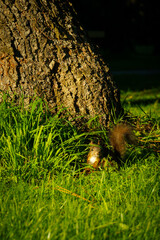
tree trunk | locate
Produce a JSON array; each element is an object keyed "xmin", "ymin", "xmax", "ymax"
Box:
[{"xmin": 0, "ymin": 0, "xmax": 122, "ymax": 128}]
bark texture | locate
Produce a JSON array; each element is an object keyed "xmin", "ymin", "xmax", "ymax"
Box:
[{"xmin": 0, "ymin": 0, "xmax": 122, "ymax": 127}]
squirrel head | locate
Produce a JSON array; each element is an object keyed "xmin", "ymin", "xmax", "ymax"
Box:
[{"xmin": 87, "ymin": 141, "xmax": 101, "ymax": 168}]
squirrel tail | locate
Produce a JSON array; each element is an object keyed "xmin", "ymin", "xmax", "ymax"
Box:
[{"xmin": 109, "ymin": 123, "xmax": 136, "ymax": 158}]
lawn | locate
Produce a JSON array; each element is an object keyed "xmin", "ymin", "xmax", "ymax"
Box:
[{"xmin": 0, "ymin": 67, "xmax": 160, "ymax": 239}]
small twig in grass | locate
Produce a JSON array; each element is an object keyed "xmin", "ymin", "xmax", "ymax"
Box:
[
  {"xmin": 139, "ymin": 138, "xmax": 160, "ymax": 143},
  {"xmin": 55, "ymin": 185, "xmax": 94, "ymax": 205},
  {"xmin": 33, "ymin": 182, "xmax": 95, "ymax": 205}
]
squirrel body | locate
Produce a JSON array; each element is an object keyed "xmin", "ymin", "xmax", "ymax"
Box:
[{"xmin": 87, "ymin": 123, "xmax": 136, "ymax": 169}]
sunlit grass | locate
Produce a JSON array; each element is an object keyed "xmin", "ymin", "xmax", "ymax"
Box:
[{"xmin": 0, "ymin": 92, "xmax": 160, "ymax": 240}]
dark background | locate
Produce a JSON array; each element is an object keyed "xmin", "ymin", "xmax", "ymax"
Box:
[{"xmin": 71, "ymin": 0, "xmax": 160, "ymax": 91}]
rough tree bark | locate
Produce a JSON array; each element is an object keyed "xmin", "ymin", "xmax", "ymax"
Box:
[{"xmin": 0, "ymin": 0, "xmax": 122, "ymax": 128}]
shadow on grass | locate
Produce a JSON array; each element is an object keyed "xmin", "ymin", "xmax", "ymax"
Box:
[
  {"xmin": 112, "ymin": 74, "xmax": 160, "ymax": 92},
  {"xmin": 122, "ymin": 97, "xmax": 160, "ymax": 107}
]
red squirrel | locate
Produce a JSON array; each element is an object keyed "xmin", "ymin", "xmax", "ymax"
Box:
[{"xmin": 87, "ymin": 123, "xmax": 136, "ymax": 169}]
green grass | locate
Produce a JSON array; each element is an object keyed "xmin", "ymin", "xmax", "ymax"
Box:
[{"xmin": 0, "ymin": 86, "xmax": 160, "ymax": 240}]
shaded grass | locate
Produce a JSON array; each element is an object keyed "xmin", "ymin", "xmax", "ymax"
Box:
[
  {"xmin": 114, "ymin": 74, "xmax": 160, "ymax": 92},
  {"xmin": 103, "ymin": 49, "xmax": 160, "ymax": 72},
  {"xmin": 120, "ymin": 80, "xmax": 160, "ymax": 118},
  {"xmin": 0, "ymin": 93, "xmax": 160, "ymax": 239}
]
